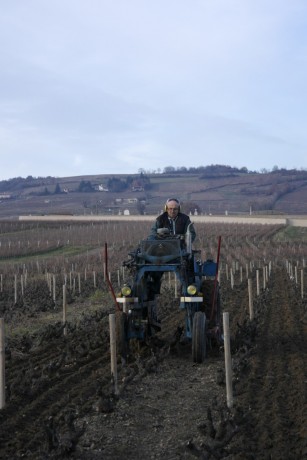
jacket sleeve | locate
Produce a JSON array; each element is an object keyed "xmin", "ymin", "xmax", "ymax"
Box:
[
  {"xmin": 148, "ymin": 219, "xmax": 159, "ymax": 239},
  {"xmin": 187, "ymin": 219, "xmax": 196, "ymax": 242}
]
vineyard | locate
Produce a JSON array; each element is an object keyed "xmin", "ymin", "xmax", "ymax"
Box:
[{"xmin": 0, "ymin": 220, "xmax": 306, "ymax": 459}]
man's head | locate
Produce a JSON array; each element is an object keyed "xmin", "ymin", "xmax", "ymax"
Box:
[{"xmin": 165, "ymin": 198, "xmax": 180, "ymax": 219}]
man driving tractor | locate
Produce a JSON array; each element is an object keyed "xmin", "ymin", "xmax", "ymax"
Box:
[
  {"xmin": 148, "ymin": 198, "xmax": 196, "ymax": 295},
  {"xmin": 149, "ymin": 198, "xmax": 196, "ymax": 243}
]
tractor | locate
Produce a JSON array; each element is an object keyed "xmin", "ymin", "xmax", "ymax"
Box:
[{"xmin": 112, "ymin": 228, "xmax": 222, "ymax": 363}]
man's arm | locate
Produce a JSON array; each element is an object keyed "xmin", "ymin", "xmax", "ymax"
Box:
[
  {"xmin": 187, "ymin": 220, "xmax": 196, "ymax": 242},
  {"xmin": 148, "ymin": 219, "xmax": 158, "ymax": 240}
]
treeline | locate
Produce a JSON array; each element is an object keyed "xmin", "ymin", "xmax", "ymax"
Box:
[
  {"xmin": 1, "ymin": 165, "xmax": 306, "ymax": 194},
  {"xmin": 162, "ymin": 164, "xmax": 251, "ymax": 175},
  {"xmin": 0, "ymin": 176, "xmax": 57, "ymax": 193},
  {"xmin": 161, "ymin": 164, "xmax": 305, "ymax": 176},
  {"xmin": 0, "ymin": 173, "xmax": 152, "ymax": 195}
]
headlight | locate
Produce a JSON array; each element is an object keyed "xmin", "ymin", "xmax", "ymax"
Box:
[
  {"xmin": 187, "ymin": 284, "xmax": 197, "ymax": 295},
  {"xmin": 121, "ymin": 285, "xmax": 132, "ymax": 297}
]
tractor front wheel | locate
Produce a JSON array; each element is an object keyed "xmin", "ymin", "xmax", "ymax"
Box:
[{"xmin": 192, "ymin": 311, "xmax": 207, "ymax": 363}]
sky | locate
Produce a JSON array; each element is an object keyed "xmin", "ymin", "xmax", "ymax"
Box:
[{"xmin": 1, "ymin": 0, "xmax": 307, "ymax": 180}]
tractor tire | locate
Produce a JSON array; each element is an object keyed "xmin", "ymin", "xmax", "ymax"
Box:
[
  {"xmin": 136, "ymin": 276, "xmax": 148, "ymax": 302},
  {"xmin": 192, "ymin": 311, "xmax": 207, "ymax": 363},
  {"xmin": 116, "ymin": 311, "xmax": 128, "ymax": 361}
]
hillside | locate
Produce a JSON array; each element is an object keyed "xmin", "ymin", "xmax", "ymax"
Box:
[{"xmin": 1, "ymin": 167, "xmax": 307, "ymax": 217}]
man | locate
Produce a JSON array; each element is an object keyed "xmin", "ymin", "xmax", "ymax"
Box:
[
  {"xmin": 149, "ymin": 198, "xmax": 196, "ymax": 243},
  {"xmin": 147, "ymin": 198, "xmax": 196, "ymax": 296}
]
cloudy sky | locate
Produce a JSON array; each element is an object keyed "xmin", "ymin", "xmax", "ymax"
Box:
[{"xmin": 1, "ymin": 1, "xmax": 307, "ymax": 180}]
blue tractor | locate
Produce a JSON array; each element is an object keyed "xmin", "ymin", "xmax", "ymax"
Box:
[{"xmin": 114, "ymin": 230, "xmax": 222, "ymax": 363}]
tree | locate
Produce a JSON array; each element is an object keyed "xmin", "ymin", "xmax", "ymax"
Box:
[
  {"xmin": 78, "ymin": 180, "xmax": 94, "ymax": 192},
  {"xmin": 107, "ymin": 177, "xmax": 127, "ymax": 192},
  {"xmin": 54, "ymin": 183, "xmax": 61, "ymax": 194},
  {"xmin": 163, "ymin": 166, "xmax": 176, "ymax": 173}
]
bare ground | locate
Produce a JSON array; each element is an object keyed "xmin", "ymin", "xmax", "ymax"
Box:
[{"xmin": 0, "ymin": 267, "xmax": 306, "ymax": 459}]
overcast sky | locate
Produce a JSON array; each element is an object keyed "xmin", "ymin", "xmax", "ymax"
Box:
[{"xmin": 1, "ymin": 1, "xmax": 307, "ymax": 180}]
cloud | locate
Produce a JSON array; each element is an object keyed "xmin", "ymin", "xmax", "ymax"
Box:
[{"xmin": 0, "ymin": 1, "xmax": 307, "ymax": 179}]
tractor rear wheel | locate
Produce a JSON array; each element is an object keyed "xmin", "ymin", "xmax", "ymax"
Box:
[{"xmin": 192, "ymin": 311, "xmax": 207, "ymax": 363}]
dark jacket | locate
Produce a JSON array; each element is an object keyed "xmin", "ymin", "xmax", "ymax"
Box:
[{"xmin": 149, "ymin": 212, "xmax": 196, "ymax": 241}]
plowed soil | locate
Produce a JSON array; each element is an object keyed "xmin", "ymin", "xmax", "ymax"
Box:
[{"xmin": 0, "ymin": 267, "xmax": 306, "ymax": 460}]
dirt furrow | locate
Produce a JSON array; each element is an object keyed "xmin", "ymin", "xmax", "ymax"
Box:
[
  {"xmin": 0, "ymin": 262, "xmax": 306, "ymax": 459},
  {"xmin": 1, "ymin": 326, "xmax": 113, "ymax": 457},
  {"xmin": 230, "ymin": 268, "xmax": 307, "ymax": 459}
]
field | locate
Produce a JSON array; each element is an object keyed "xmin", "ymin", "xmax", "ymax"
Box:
[{"xmin": 0, "ymin": 220, "xmax": 306, "ymax": 459}]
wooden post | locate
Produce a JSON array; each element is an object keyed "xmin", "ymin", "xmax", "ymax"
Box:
[
  {"xmin": 301, "ymin": 269, "xmax": 304, "ymax": 299},
  {"xmin": 230, "ymin": 268, "xmax": 234, "ymax": 289},
  {"xmin": 47, "ymin": 273, "xmax": 52, "ymax": 293},
  {"xmin": 78, "ymin": 273, "xmax": 81, "ymax": 294},
  {"xmin": 248, "ymin": 278, "xmax": 254, "ymax": 321},
  {"xmin": 223, "ymin": 312, "xmax": 233, "ymax": 409},
  {"xmin": 14, "ymin": 274, "xmax": 17, "ymax": 304},
  {"xmin": 0, "ymin": 318, "xmax": 5, "ymax": 409},
  {"xmin": 20, "ymin": 275, "xmax": 24, "ymax": 297},
  {"xmin": 256, "ymin": 270, "xmax": 260, "ymax": 296},
  {"xmin": 217, "ymin": 261, "xmax": 223, "ymax": 282},
  {"xmin": 250, "ymin": 260, "xmax": 253, "ymax": 272},
  {"xmin": 63, "ymin": 285, "xmax": 67, "ymax": 336},
  {"xmin": 53, "ymin": 275, "xmax": 56, "ymax": 302},
  {"xmin": 109, "ymin": 314, "xmax": 118, "ymax": 395},
  {"xmin": 93, "ymin": 271, "xmax": 96, "ymax": 288}
]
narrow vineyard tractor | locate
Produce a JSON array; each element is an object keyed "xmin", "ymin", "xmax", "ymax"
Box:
[{"xmin": 107, "ymin": 231, "xmax": 222, "ymax": 363}]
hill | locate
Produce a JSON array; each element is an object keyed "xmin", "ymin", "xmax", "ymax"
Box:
[{"xmin": 1, "ymin": 166, "xmax": 307, "ymax": 217}]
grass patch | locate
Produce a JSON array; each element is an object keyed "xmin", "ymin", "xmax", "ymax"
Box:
[
  {"xmin": 0, "ymin": 244, "xmax": 98, "ymax": 265},
  {"xmin": 5, "ymin": 299, "xmax": 110, "ymax": 339},
  {"xmin": 273, "ymin": 226, "xmax": 307, "ymax": 242},
  {"xmin": 89, "ymin": 289, "xmax": 109, "ymax": 304}
]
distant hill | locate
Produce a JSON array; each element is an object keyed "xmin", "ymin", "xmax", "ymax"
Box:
[{"xmin": 1, "ymin": 166, "xmax": 307, "ymax": 217}]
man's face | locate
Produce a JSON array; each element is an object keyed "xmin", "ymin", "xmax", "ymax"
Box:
[{"xmin": 166, "ymin": 200, "xmax": 179, "ymax": 219}]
